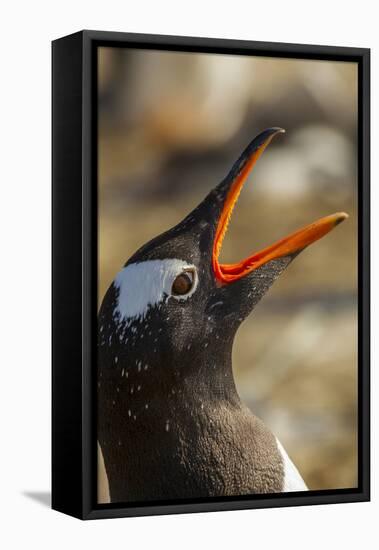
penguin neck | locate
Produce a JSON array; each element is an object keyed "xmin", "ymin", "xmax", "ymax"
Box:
[
  {"xmin": 98, "ymin": 333, "xmax": 246, "ymax": 500},
  {"xmin": 122, "ymin": 335, "xmax": 241, "ymax": 408},
  {"xmin": 181, "ymin": 342, "xmax": 240, "ymax": 405}
]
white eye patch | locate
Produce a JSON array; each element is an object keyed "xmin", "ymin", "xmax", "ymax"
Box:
[{"xmin": 113, "ymin": 259, "xmax": 198, "ymax": 323}]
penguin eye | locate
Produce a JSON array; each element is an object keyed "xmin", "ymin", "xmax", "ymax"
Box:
[{"xmin": 172, "ymin": 270, "xmax": 195, "ymax": 296}]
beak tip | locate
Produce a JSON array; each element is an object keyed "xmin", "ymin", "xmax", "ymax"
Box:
[
  {"xmin": 266, "ymin": 126, "xmax": 286, "ymax": 137},
  {"xmin": 251, "ymin": 127, "xmax": 285, "ymax": 153},
  {"xmin": 334, "ymin": 212, "xmax": 349, "ymax": 226}
]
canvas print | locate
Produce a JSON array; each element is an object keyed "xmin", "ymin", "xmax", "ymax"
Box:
[{"xmin": 96, "ymin": 48, "xmax": 357, "ymax": 504}]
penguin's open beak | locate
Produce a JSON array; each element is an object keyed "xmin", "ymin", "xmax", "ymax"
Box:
[{"xmin": 211, "ymin": 128, "xmax": 348, "ymax": 284}]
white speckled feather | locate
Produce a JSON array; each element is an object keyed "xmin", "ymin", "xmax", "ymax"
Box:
[{"xmin": 113, "ymin": 259, "xmax": 198, "ymax": 322}]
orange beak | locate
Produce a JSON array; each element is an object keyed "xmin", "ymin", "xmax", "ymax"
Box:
[{"xmin": 212, "ymin": 128, "xmax": 348, "ymax": 284}]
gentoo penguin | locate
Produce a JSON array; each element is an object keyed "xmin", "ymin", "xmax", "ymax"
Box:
[{"xmin": 98, "ymin": 127, "xmax": 348, "ymax": 503}]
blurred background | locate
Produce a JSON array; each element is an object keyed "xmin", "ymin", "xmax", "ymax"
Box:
[{"xmin": 98, "ymin": 47, "xmax": 358, "ymax": 494}]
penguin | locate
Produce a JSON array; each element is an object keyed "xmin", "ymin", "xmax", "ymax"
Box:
[{"xmin": 98, "ymin": 127, "xmax": 348, "ymax": 503}]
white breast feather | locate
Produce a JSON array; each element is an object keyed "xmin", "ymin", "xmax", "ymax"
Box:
[{"xmin": 276, "ymin": 438, "xmax": 308, "ymax": 492}]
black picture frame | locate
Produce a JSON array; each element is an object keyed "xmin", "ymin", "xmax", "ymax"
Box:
[{"xmin": 52, "ymin": 30, "xmax": 370, "ymax": 520}]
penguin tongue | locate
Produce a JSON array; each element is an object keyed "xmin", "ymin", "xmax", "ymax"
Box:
[{"xmin": 212, "ymin": 128, "xmax": 348, "ymax": 284}]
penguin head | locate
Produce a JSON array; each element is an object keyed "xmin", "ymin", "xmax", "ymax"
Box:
[{"xmin": 98, "ymin": 128, "xmax": 348, "ymax": 380}]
